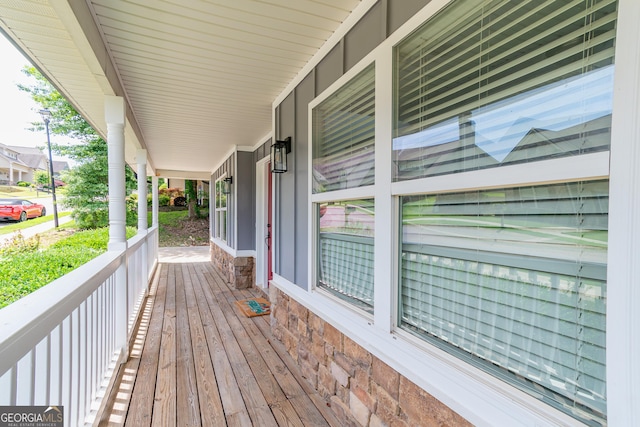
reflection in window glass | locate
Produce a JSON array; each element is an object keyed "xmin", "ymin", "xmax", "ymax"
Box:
[
  {"xmin": 399, "ymin": 180, "xmax": 608, "ymax": 424},
  {"xmin": 393, "ymin": 0, "xmax": 617, "ymax": 180},
  {"xmin": 317, "ymin": 199, "xmax": 375, "ymax": 312},
  {"xmin": 313, "ymin": 65, "xmax": 375, "ymax": 193}
]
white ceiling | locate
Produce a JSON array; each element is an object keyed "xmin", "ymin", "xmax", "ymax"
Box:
[{"xmin": 0, "ymin": 0, "xmax": 365, "ymax": 178}]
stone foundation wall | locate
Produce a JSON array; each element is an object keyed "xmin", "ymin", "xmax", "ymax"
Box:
[
  {"xmin": 269, "ymin": 286, "xmax": 471, "ymax": 427},
  {"xmin": 210, "ymin": 242, "xmax": 255, "ymax": 289}
]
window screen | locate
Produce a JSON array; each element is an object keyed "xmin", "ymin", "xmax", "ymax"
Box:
[
  {"xmin": 399, "ymin": 180, "xmax": 608, "ymax": 424},
  {"xmin": 393, "ymin": 0, "xmax": 617, "ymax": 180},
  {"xmin": 317, "ymin": 199, "xmax": 375, "ymax": 312}
]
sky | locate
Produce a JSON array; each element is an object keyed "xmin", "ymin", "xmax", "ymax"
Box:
[{"xmin": 0, "ymin": 34, "xmax": 69, "ymax": 161}]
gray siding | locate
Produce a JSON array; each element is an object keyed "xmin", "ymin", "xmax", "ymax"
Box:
[
  {"xmin": 276, "ymin": 93, "xmax": 296, "ymax": 282},
  {"xmin": 269, "ymin": 0, "xmax": 432, "ymax": 289},
  {"xmin": 294, "ymin": 73, "xmax": 314, "ymax": 287},
  {"xmin": 236, "ymin": 151, "xmax": 255, "ymax": 250}
]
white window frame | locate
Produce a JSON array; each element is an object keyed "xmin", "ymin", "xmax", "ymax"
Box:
[
  {"xmin": 269, "ymin": 0, "xmax": 640, "ymax": 425},
  {"xmin": 214, "ymin": 174, "xmax": 228, "ymax": 242},
  {"xmin": 308, "ymin": 58, "xmax": 377, "ymax": 318}
]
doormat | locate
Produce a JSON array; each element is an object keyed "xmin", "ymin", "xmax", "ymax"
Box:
[{"xmin": 235, "ymin": 297, "xmax": 271, "ymax": 317}]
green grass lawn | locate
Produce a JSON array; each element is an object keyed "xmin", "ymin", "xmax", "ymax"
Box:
[{"xmin": 0, "ymin": 209, "xmax": 209, "ymax": 309}]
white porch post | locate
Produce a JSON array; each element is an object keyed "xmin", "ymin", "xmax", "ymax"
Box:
[
  {"xmin": 136, "ymin": 149, "xmax": 148, "ymax": 233},
  {"xmin": 9, "ymin": 162, "xmax": 13, "ymax": 185},
  {"xmin": 136, "ymin": 149, "xmax": 149, "ymax": 296},
  {"xmin": 105, "ymin": 95, "xmax": 128, "ymax": 357},
  {"xmin": 152, "ymin": 176, "xmax": 159, "ymax": 227}
]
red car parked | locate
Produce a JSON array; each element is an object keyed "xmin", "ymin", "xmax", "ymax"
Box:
[{"xmin": 0, "ymin": 199, "xmax": 47, "ymax": 222}]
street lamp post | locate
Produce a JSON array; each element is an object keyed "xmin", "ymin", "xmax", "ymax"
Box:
[{"xmin": 39, "ymin": 108, "xmax": 59, "ymax": 229}]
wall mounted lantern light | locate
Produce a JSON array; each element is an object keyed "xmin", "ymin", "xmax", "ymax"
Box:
[
  {"xmin": 270, "ymin": 137, "xmax": 292, "ymax": 173},
  {"xmin": 223, "ymin": 176, "xmax": 233, "ymax": 194}
]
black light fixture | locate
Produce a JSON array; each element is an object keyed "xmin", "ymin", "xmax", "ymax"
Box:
[
  {"xmin": 270, "ymin": 137, "xmax": 292, "ymax": 173},
  {"xmin": 223, "ymin": 176, "xmax": 233, "ymax": 194}
]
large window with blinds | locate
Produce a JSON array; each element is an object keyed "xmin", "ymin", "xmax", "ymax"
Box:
[
  {"xmin": 313, "ymin": 64, "xmax": 375, "ymax": 193},
  {"xmin": 400, "ymin": 181, "xmax": 608, "ymax": 424},
  {"xmin": 393, "ymin": 0, "xmax": 615, "ymax": 424},
  {"xmin": 393, "ymin": 0, "xmax": 616, "ymax": 181},
  {"xmin": 312, "ymin": 63, "xmax": 376, "ymax": 312}
]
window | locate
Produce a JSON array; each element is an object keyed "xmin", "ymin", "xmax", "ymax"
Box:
[
  {"xmin": 393, "ymin": 1, "xmax": 616, "ymax": 424},
  {"xmin": 214, "ymin": 178, "xmax": 227, "ymax": 241},
  {"xmin": 393, "ymin": 0, "xmax": 617, "ymax": 181},
  {"xmin": 312, "ymin": 63, "xmax": 376, "ymax": 312},
  {"xmin": 317, "ymin": 199, "xmax": 375, "ymax": 312},
  {"xmin": 313, "ymin": 64, "xmax": 375, "ymax": 193},
  {"xmin": 399, "ymin": 181, "xmax": 608, "ymax": 424}
]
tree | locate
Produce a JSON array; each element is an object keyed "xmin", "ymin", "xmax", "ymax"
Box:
[
  {"xmin": 33, "ymin": 170, "xmax": 49, "ymax": 187},
  {"xmin": 185, "ymin": 179, "xmax": 198, "ymax": 218},
  {"xmin": 19, "ymin": 66, "xmax": 137, "ymax": 228}
]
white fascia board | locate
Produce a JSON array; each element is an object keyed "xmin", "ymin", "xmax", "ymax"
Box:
[
  {"xmin": 155, "ymin": 169, "xmax": 211, "ymax": 180},
  {"xmin": 272, "ymin": 0, "xmax": 379, "ymax": 108},
  {"xmin": 211, "ymin": 238, "xmax": 255, "ymax": 259}
]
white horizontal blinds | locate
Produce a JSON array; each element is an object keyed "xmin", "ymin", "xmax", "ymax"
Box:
[
  {"xmin": 400, "ymin": 180, "xmax": 608, "ymax": 424},
  {"xmin": 317, "ymin": 200, "xmax": 375, "ymax": 311},
  {"xmin": 313, "ymin": 64, "xmax": 375, "ymax": 193},
  {"xmin": 393, "ymin": 0, "xmax": 617, "ymax": 181}
]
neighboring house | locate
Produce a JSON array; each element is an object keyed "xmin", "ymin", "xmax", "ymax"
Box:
[
  {"xmin": 2, "ymin": 1, "xmax": 640, "ymax": 426},
  {"xmin": 0, "ymin": 143, "xmax": 34, "ymax": 185},
  {"xmin": 0, "ymin": 144, "xmax": 69, "ymax": 186}
]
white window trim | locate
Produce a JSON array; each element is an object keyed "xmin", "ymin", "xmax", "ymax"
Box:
[
  {"xmin": 214, "ymin": 174, "xmax": 228, "ymax": 242},
  {"xmin": 606, "ymin": 0, "xmax": 640, "ymax": 425},
  {"xmin": 287, "ymin": 0, "xmax": 633, "ymax": 424}
]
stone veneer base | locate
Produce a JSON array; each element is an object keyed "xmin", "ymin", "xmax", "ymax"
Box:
[
  {"xmin": 210, "ymin": 242, "xmax": 255, "ymax": 289},
  {"xmin": 269, "ymin": 286, "xmax": 472, "ymax": 427}
]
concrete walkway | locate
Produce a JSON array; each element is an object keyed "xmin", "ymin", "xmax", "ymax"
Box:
[
  {"xmin": 158, "ymin": 245, "xmax": 210, "ymax": 263},
  {"xmin": 0, "ymin": 215, "xmax": 74, "ymax": 244}
]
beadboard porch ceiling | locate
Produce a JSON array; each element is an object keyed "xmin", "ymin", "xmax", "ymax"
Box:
[{"xmin": 0, "ymin": 0, "xmax": 365, "ymax": 178}]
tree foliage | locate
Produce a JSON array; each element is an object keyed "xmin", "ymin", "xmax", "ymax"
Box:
[{"xmin": 19, "ymin": 66, "xmax": 137, "ymax": 228}]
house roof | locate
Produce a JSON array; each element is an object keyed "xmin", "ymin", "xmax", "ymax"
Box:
[{"xmin": 0, "ymin": 1, "xmax": 370, "ymax": 178}]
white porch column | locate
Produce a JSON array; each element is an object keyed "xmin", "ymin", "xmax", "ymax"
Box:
[
  {"xmin": 105, "ymin": 96, "xmax": 127, "ymax": 250},
  {"xmin": 105, "ymin": 95, "xmax": 128, "ymax": 358},
  {"xmin": 152, "ymin": 176, "xmax": 159, "ymax": 227},
  {"xmin": 17, "ymin": 170, "xmax": 22, "ymax": 182},
  {"xmin": 136, "ymin": 149, "xmax": 148, "ymax": 233},
  {"xmin": 9, "ymin": 162, "xmax": 13, "ymax": 185}
]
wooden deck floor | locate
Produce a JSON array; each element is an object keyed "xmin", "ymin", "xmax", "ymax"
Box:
[{"xmin": 98, "ymin": 260, "xmax": 340, "ymax": 427}]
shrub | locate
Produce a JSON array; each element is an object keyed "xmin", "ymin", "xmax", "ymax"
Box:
[
  {"xmin": 16, "ymin": 181, "xmax": 30, "ymax": 187},
  {"xmin": 159, "ymin": 194, "xmax": 171, "ymax": 206},
  {"xmin": 147, "ymin": 193, "xmax": 153, "ymax": 206},
  {"xmin": 0, "ymin": 231, "xmax": 39, "ymax": 256},
  {"xmin": 73, "ymin": 207, "xmax": 108, "ymax": 229},
  {"xmin": 173, "ymin": 196, "xmax": 187, "ymax": 207}
]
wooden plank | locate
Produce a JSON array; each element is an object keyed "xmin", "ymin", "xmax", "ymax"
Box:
[
  {"xmin": 175, "ymin": 264, "xmax": 201, "ymax": 426},
  {"xmin": 181, "ymin": 263, "xmax": 226, "ymax": 426},
  {"xmin": 195, "ymin": 264, "xmax": 279, "ymax": 427},
  {"xmin": 200, "ymin": 264, "xmax": 337, "ymax": 427},
  {"xmin": 189, "ymin": 264, "xmax": 252, "ymax": 425},
  {"xmin": 151, "ymin": 264, "xmax": 177, "ymax": 427},
  {"xmin": 123, "ymin": 264, "xmax": 169, "ymax": 427}
]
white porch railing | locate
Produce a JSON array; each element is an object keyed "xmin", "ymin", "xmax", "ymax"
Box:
[{"xmin": 0, "ymin": 225, "xmax": 159, "ymax": 427}]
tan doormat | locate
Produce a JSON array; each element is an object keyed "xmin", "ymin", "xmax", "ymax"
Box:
[{"xmin": 235, "ymin": 297, "xmax": 271, "ymax": 317}]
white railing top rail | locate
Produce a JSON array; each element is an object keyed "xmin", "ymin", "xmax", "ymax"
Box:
[{"xmin": 0, "ymin": 249, "xmax": 124, "ymax": 377}]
